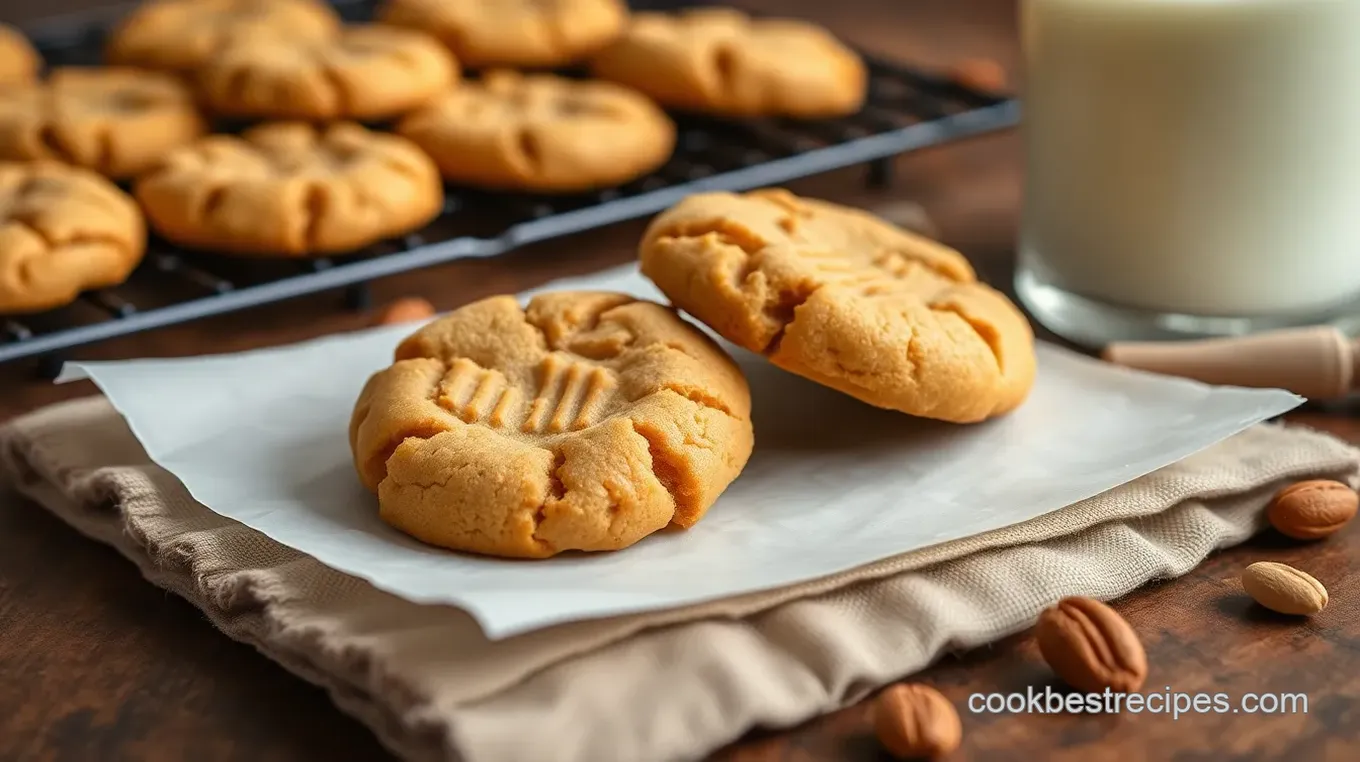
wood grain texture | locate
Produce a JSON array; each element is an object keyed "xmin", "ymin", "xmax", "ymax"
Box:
[{"xmin": 3, "ymin": 1, "xmax": 1359, "ymax": 760}]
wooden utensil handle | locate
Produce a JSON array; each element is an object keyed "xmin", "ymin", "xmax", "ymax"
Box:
[{"xmin": 1102, "ymin": 326, "xmax": 1357, "ymax": 400}]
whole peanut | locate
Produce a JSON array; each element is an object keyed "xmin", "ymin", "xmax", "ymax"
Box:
[
  {"xmin": 950, "ymin": 58, "xmax": 1007, "ymax": 92},
  {"xmin": 1035, "ymin": 596, "xmax": 1147, "ymax": 693},
  {"xmin": 1267, "ymin": 479, "xmax": 1357, "ymax": 540},
  {"xmin": 373, "ymin": 297, "xmax": 435, "ymax": 326},
  {"xmin": 874, "ymin": 683, "xmax": 961, "ymax": 760},
  {"xmin": 1241, "ymin": 562, "xmax": 1328, "ymax": 616}
]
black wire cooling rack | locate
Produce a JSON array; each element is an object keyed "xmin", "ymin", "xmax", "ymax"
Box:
[{"xmin": 1, "ymin": 0, "xmax": 1019, "ymax": 374}]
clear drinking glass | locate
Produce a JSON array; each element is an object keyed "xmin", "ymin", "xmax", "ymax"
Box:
[{"xmin": 1015, "ymin": 0, "xmax": 1360, "ymax": 347}]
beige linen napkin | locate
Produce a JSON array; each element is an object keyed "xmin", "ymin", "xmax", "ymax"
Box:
[{"xmin": 3, "ymin": 396, "xmax": 1357, "ymax": 762}]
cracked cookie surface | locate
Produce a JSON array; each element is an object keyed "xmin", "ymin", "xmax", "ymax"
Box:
[
  {"xmin": 0, "ymin": 24, "xmax": 40, "ymax": 87},
  {"xmin": 640, "ymin": 189, "xmax": 1036, "ymax": 422},
  {"xmin": 0, "ymin": 161, "xmax": 146, "ymax": 313},
  {"xmin": 0, "ymin": 68, "xmax": 207, "ymax": 180},
  {"xmin": 379, "ymin": 0, "xmax": 627, "ymax": 69},
  {"xmin": 396, "ymin": 71, "xmax": 675, "ymax": 192},
  {"xmin": 134, "ymin": 122, "xmax": 443, "ymax": 257},
  {"xmin": 198, "ymin": 24, "xmax": 457, "ymax": 121},
  {"xmin": 106, "ymin": 0, "xmax": 341, "ymax": 74},
  {"xmin": 349, "ymin": 291, "xmax": 754, "ymax": 559},
  {"xmin": 590, "ymin": 7, "xmax": 865, "ymax": 118}
]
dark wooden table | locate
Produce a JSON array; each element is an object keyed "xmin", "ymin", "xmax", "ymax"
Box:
[{"xmin": 3, "ymin": 1, "xmax": 1358, "ymax": 760}]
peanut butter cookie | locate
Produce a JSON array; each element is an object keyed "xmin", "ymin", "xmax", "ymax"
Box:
[
  {"xmin": 0, "ymin": 161, "xmax": 146, "ymax": 313},
  {"xmin": 591, "ymin": 8, "xmax": 866, "ymax": 118},
  {"xmin": 379, "ymin": 0, "xmax": 627, "ymax": 69},
  {"xmin": 396, "ymin": 71, "xmax": 674, "ymax": 192},
  {"xmin": 640, "ymin": 190, "xmax": 1036, "ymax": 422},
  {"xmin": 198, "ymin": 24, "xmax": 457, "ymax": 121},
  {"xmin": 0, "ymin": 68, "xmax": 206, "ymax": 180},
  {"xmin": 107, "ymin": 0, "xmax": 341, "ymax": 74},
  {"xmin": 350, "ymin": 291, "xmax": 754, "ymax": 558},
  {"xmin": 134, "ymin": 122, "xmax": 443, "ymax": 257},
  {"xmin": 0, "ymin": 24, "xmax": 40, "ymax": 86}
]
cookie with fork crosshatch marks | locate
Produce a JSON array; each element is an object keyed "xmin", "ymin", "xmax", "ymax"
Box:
[
  {"xmin": 0, "ymin": 67, "xmax": 207, "ymax": 180},
  {"xmin": 134, "ymin": 122, "xmax": 443, "ymax": 257},
  {"xmin": 197, "ymin": 24, "xmax": 457, "ymax": 121},
  {"xmin": 396, "ymin": 71, "xmax": 675, "ymax": 192},
  {"xmin": 349, "ymin": 291, "xmax": 755, "ymax": 559},
  {"xmin": 106, "ymin": 0, "xmax": 341, "ymax": 74},
  {"xmin": 0, "ymin": 161, "xmax": 146, "ymax": 314},
  {"xmin": 0, "ymin": 24, "xmax": 40, "ymax": 86},
  {"xmin": 590, "ymin": 7, "xmax": 866, "ymax": 119},
  {"xmin": 378, "ymin": 0, "xmax": 628, "ymax": 69},
  {"xmin": 639, "ymin": 189, "xmax": 1036, "ymax": 423}
]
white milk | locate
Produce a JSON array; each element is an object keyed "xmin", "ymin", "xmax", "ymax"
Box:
[{"xmin": 1019, "ymin": 0, "xmax": 1360, "ymax": 319}]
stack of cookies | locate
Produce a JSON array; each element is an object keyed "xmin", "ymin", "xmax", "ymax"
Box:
[
  {"xmin": 351, "ymin": 189, "xmax": 1037, "ymax": 559},
  {"xmin": 0, "ymin": 0, "xmax": 869, "ymax": 315}
]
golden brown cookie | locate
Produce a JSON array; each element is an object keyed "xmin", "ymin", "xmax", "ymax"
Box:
[
  {"xmin": 0, "ymin": 68, "xmax": 207, "ymax": 180},
  {"xmin": 0, "ymin": 24, "xmax": 40, "ymax": 86},
  {"xmin": 197, "ymin": 24, "xmax": 457, "ymax": 121},
  {"xmin": 106, "ymin": 0, "xmax": 341, "ymax": 74},
  {"xmin": 396, "ymin": 71, "xmax": 674, "ymax": 193},
  {"xmin": 379, "ymin": 0, "xmax": 626, "ymax": 69},
  {"xmin": 0, "ymin": 161, "xmax": 146, "ymax": 314},
  {"xmin": 134, "ymin": 122, "xmax": 444, "ymax": 257},
  {"xmin": 640, "ymin": 190, "xmax": 1036, "ymax": 422},
  {"xmin": 350, "ymin": 291, "xmax": 755, "ymax": 558},
  {"xmin": 591, "ymin": 8, "xmax": 866, "ymax": 118}
]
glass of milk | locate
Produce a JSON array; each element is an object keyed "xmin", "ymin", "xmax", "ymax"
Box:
[{"xmin": 1015, "ymin": 0, "xmax": 1360, "ymax": 347}]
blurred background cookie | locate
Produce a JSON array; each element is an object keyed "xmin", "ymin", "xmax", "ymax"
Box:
[
  {"xmin": 592, "ymin": 8, "xmax": 866, "ymax": 119},
  {"xmin": 0, "ymin": 161, "xmax": 146, "ymax": 314},
  {"xmin": 0, "ymin": 68, "xmax": 206, "ymax": 180},
  {"xmin": 106, "ymin": 0, "xmax": 341, "ymax": 74},
  {"xmin": 639, "ymin": 190, "xmax": 1036, "ymax": 422},
  {"xmin": 397, "ymin": 71, "xmax": 674, "ymax": 193},
  {"xmin": 378, "ymin": 0, "xmax": 627, "ymax": 69},
  {"xmin": 0, "ymin": 23, "xmax": 41, "ymax": 86},
  {"xmin": 197, "ymin": 25, "xmax": 456, "ymax": 121},
  {"xmin": 134, "ymin": 122, "xmax": 443, "ymax": 257}
]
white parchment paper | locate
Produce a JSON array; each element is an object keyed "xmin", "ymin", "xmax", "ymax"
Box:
[{"xmin": 60, "ymin": 265, "xmax": 1303, "ymax": 638}]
